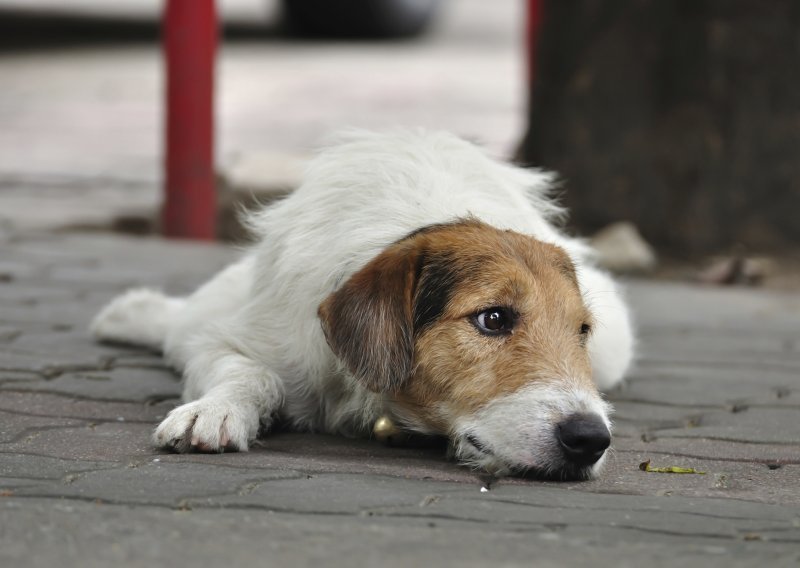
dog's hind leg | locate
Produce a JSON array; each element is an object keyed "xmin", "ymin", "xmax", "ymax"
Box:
[
  {"xmin": 90, "ymin": 288, "xmax": 186, "ymax": 351},
  {"xmin": 91, "ymin": 257, "xmax": 254, "ymax": 358}
]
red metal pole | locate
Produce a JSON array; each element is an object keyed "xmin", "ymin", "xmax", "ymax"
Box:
[
  {"xmin": 162, "ymin": 0, "xmax": 217, "ymax": 239},
  {"xmin": 526, "ymin": 0, "xmax": 543, "ymax": 89}
]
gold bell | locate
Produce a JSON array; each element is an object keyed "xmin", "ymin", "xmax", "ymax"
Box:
[{"xmin": 372, "ymin": 415, "xmax": 400, "ymax": 443}]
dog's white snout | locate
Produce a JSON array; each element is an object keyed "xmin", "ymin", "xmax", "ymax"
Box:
[{"xmin": 454, "ymin": 383, "xmax": 613, "ymax": 477}]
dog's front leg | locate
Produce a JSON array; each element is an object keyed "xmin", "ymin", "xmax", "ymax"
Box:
[{"xmin": 154, "ymin": 341, "xmax": 284, "ymax": 453}]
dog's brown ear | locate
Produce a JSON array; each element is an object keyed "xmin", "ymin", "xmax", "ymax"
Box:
[{"xmin": 318, "ymin": 242, "xmax": 421, "ymax": 393}]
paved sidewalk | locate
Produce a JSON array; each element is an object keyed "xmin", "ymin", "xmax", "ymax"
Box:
[{"xmin": 0, "ymin": 231, "xmax": 798, "ymax": 567}]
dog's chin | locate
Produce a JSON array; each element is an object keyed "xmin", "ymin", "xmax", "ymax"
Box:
[{"xmin": 454, "ymin": 439, "xmax": 603, "ymax": 482}]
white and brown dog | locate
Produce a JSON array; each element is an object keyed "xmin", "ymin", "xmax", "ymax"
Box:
[{"xmin": 92, "ymin": 130, "xmax": 634, "ymax": 480}]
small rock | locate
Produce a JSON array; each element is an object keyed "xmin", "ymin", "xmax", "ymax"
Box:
[
  {"xmin": 714, "ymin": 473, "xmax": 731, "ymax": 489},
  {"xmin": 590, "ymin": 221, "xmax": 657, "ymax": 274},
  {"xmin": 697, "ymin": 256, "xmax": 771, "ymax": 286}
]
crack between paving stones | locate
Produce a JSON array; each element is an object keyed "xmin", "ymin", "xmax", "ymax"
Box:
[
  {"xmin": 499, "ymin": 520, "xmax": 800, "ymax": 543},
  {"xmin": 169, "ymin": 475, "xmax": 310, "ymax": 506},
  {"xmin": 652, "ymin": 435, "xmax": 800, "ymax": 447},
  {"xmin": 0, "ymin": 367, "xmax": 40, "ymax": 375},
  {"xmin": 1, "ymin": 422, "xmax": 97, "ymax": 445},
  {"xmin": 0, "ymin": 356, "xmax": 175, "ymax": 382},
  {"xmin": 3, "ymin": 488, "xmax": 350, "ymax": 515},
  {"xmin": 149, "ymin": 457, "xmax": 325, "ymax": 474},
  {"xmin": 608, "ymin": 398, "xmax": 720, "ymax": 409},
  {"xmin": 469, "ymin": 496, "xmax": 792, "ymax": 523},
  {"xmin": 364, "ymin": 510, "xmax": 492, "ymax": 525},
  {"xmin": 0, "ymin": 386, "xmax": 179, "ymax": 405},
  {"xmin": 0, "ymin": 450, "xmax": 123, "ymax": 466},
  {"xmin": 610, "ymin": 398, "xmax": 800, "ymax": 411},
  {"xmin": 611, "ymin": 447, "xmax": 800, "ymax": 465},
  {"xmin": 0, "ymin": 406, "xmax": 159, "ymax": 425},
  {"xmin": 151, "ymin": 455, "xmax": 456, "ymax": 476},
  {"xmin": 351, "ymin": 510, "xmax": 792, "ymax": 541},
  {"xmin": 637, "ymin": 328, "xmax": 798, "ymax": 340},
  {"xmin": 538, "ymin": 487, "xmax": 800, "ymax": 508},
  {"xmin": 113, "ymin": 363, "xmax": 171, "ymax": 372},
  {"xmin": 637, "ymin": 359, "xmax": 800, "ymax": 373},
  {"xmin": 0, "ymin": 463, "xmax": 122, "ymax": 483}
]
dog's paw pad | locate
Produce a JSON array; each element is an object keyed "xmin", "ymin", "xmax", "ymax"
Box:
[{"xmin": 153, "ymin": 399, "xmax": 258, "ymax": 453}]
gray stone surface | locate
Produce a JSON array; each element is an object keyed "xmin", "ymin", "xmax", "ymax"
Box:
[{"xmin": 0, "ymin": 232, "xmax": 799, "ymax": 567}]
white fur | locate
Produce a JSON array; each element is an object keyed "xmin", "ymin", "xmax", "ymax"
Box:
[
  {"xmin": 453, "ymin": 381, "xmax": 612, "ymax": 478},
  {"xmin": 91, "ymin": 130, "xmax": 634, "ymax": 470}
]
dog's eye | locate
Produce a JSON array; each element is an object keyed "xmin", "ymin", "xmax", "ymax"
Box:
[
  {"xmin": 579, "ymin": 323, "xmax": 592, "ymax": 345},
  {"xmin": 473, "ymin": 308, "xmax": 514, "ymax": 335}
]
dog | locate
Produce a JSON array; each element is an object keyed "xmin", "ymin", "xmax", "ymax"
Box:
[{"xmin": 91, "ymin": 130, "xmax": 634, "ymax": 480}]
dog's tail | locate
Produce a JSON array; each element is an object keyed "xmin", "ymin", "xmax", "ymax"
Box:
[{"xmin": 90, "ymin": 288, "xmax": 186, "ymax": 351}]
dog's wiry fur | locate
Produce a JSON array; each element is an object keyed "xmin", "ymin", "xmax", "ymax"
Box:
[{"xmin": 92, "ymin": 130, "xmax": 634, "ymax": 478}]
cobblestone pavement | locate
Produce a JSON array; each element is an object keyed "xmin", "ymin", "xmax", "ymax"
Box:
[
  {"xmin": 1, "ymin": 4, "xmax": 799, "ymax": 564},
  {"xmin": 0, "ymin": 230, "xmax": 798, "ymax": 567}
]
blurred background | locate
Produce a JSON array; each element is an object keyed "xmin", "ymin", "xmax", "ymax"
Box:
[{"xmin": 0, "ymin": 0, "xmax": 797, "ymax": 288}]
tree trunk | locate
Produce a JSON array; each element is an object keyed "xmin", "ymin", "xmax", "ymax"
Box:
[{"xmin": 517, "ymin": 0, "xmax": 800, "ymax": 254}]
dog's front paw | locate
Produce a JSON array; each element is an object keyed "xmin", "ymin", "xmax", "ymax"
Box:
[{"xmin": 153, "ymin": 398, "xmax": 260, "ymax": 453}]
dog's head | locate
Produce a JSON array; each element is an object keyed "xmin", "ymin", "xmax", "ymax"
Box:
[{"xmin": 318, "ymin": 220, "xmax": 611, "ymax": 480}]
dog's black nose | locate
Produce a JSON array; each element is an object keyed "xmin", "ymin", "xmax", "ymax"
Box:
[{"xmin": 556, "ymin": 414, "xmax": 611, "ymax": 466}]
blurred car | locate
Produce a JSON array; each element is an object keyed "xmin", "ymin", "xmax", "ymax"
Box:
[{"xmin": 281, "ymin": 0, "xmax": 441, "ymax": 38}]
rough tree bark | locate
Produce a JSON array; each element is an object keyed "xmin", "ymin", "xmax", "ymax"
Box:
[{"xmin": 517, "ymin": 0, "xmax": 800, "ymax": 254}]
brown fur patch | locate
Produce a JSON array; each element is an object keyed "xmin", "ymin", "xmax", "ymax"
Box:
[
  {"xmin": 318, "ymin": 240, "xmax": 420, "ymax": 393},
  {"xmin": 319, "ymin": 220, "xmax": 595, "ymax": 433}
]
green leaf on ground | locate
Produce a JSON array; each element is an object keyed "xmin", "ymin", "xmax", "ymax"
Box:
[{"xmin": 639, "ymin": 459, "xmax": 706, "ymax": 474}]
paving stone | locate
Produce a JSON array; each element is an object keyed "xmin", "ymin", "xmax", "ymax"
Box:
[
  {"xmin": 14, "ymin": 461, "xmax": 304, "ymax": 507},
  {"xmin": 0, "ymin": 325, "xmax": 22, "ymax": 343},
  {"xmin": 1, "ymin": 499, "xmax": 796, "ymax": 568},
  {"xmin": 0, "ymin": 453, "xmax": 118, "ymax": 480},
  {"xmin": 0, "ymin": 259, "xmax": 43, "ymax": 281},
  {"xmin": 0, "ymin": 392, "xmax": 174, "ymax": 423},
  {"xmin": 618, "ymin": 436, "xmax": 800, "ymax": 467},
  {"xmin": 0, "ymin": 300, "xmax": 107, "ymax": 328},
  {"xmin": 0, "ymin": 369, "xmax": 41, "ymax": 384},
  {"xmin": 3, "ymin": 420, "xmax": 156, "ymax": 462},
  {"xmin": 0, "ymin": 284, "xmax": 79, "ymax": 305},
  {"xmin": 0, "ymin": 222, "xmax": 799, "ymax": 567},
  {"xmin": 613, "ymin": 372, "xmax": 799, "ymax": 409},
  {"xmin": 0, "ymin": 409, "xmax": 85, "ymax": 444},
  {"xmin": 652, "ymin": 407, "xmax": 800, "ymax": 445},
  {"xmin": 372, "ymin": 482, "xmax": 800, "ymax": 538},
  {"xmin": 149, "ymin": 433, "xmax": 478, "ymax": 484},
  {"xmin": 568, "ymin": 449, "xmax": 800, "ymax": 505},
  {"xmin": 7, "ymin": 366, "xmax": 181, "ymax": 402},
  {"xmin": 624, "ymin": 281, "xmax": 800, "ymax": 334},
  {"xmin": 5, "ymin": 329, "xmax": 136, "ymax": 361}
]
